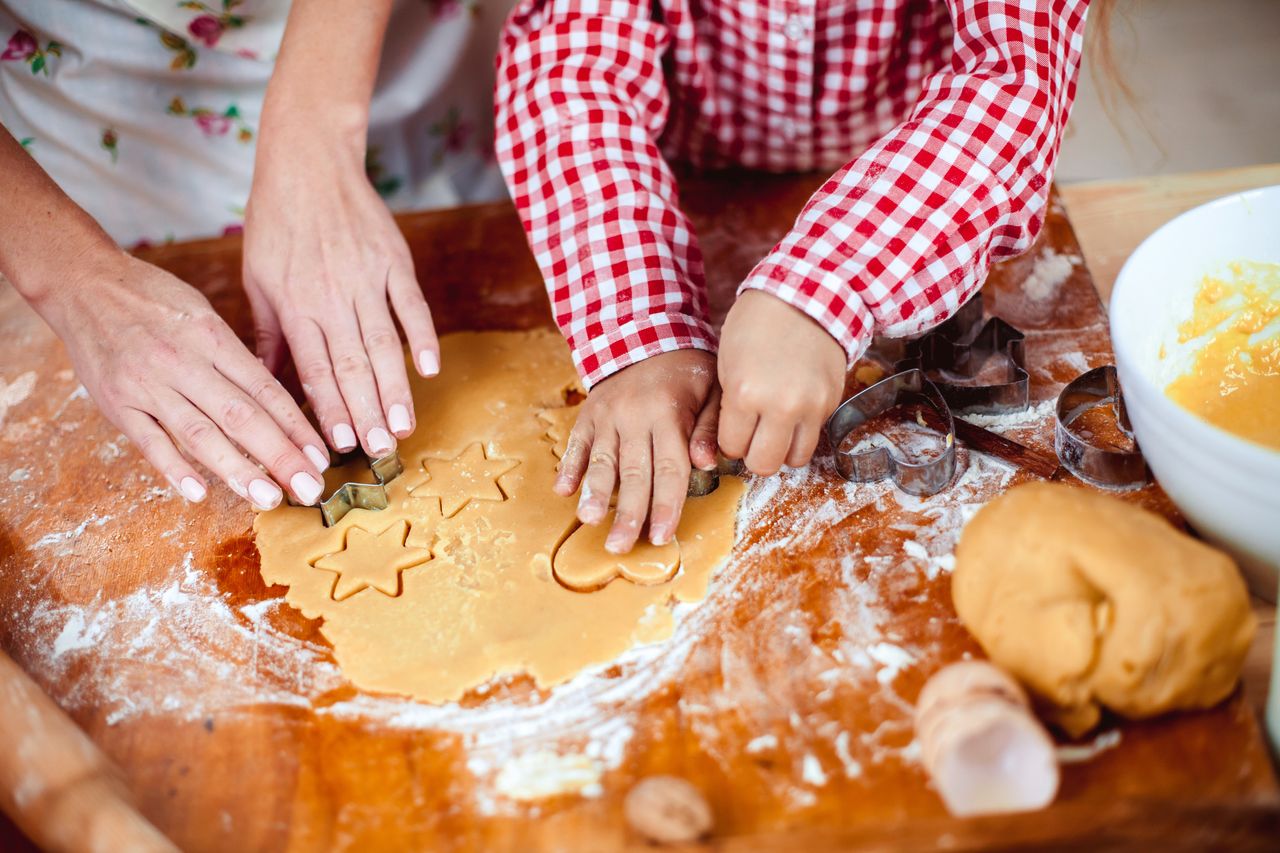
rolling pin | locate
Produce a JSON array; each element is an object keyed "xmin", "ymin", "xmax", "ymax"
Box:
[{"xmin": 0, "ymin": 650, "xmax": 176, "ymax": 853}]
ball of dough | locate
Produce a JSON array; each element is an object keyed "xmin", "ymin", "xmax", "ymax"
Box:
[
  {"xmin": 952, "ymin": 482, "xmax": 1256, "ymax": 737},
  {"xmin": 623, "ymin": 776, "xmax": 713, "ymax": 844}
]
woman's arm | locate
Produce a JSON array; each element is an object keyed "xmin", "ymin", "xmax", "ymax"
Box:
[
  {"xmin": 0, "ymin": 127, "xmax": 328, "ymax": 508},
  {"xmin": 244, "ymin": 0, "xmax": 437, "ymax": 459}
]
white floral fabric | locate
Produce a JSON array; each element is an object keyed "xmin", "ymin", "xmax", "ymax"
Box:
[{"xmin": 0, "ymin": 0, "xmax": 515, "ymax": 247}]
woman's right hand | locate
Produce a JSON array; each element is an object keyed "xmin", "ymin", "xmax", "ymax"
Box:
[{"xmin": 44, "ymin": 251, "xmax": 330, "ymax": 508}]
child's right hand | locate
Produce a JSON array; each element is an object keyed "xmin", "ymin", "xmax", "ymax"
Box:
[{"xmin": 554, "ymin": 350, "xmax": 720, "ymax": 554}]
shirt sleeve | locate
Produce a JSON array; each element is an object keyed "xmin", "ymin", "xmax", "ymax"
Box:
[
  {"xmin": 740, "ymin": 0, "xmax": 1090, "ymax": 365},
  {"xmin": 494, "ymin": 0, "xmax": 716, "ymax": 389}
]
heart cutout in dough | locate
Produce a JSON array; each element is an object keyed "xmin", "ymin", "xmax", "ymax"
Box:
[{"xmin": 552, "ymin": 517, "xmax": 681, "ymax": 593}]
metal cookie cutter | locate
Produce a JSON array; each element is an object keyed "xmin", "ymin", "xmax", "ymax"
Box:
[
  {"xmin": 895, "ymin": 296, "xmax": 1030, "ymax": 416},
  {"xmin": 687, "ymin": 455, "xmax": 745, "ymax": 497},
  {"xmin": 825, "ymin": 369, "xmax": 957, "ymax": 497},
  {"xmin": 1054, "ymin": 365, "xmax": 1150, "ymax": 491},
  {"xmin": 289, "ymin": 451, "xmax": 405, "ymax": 527}
]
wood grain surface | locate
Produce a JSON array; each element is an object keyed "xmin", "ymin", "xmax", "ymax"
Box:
[{"xmin": 1, "ymin": 172, "xmax": 1276, "ymax": 851}]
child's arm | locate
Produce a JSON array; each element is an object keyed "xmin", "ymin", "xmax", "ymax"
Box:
[
  {"xmin": 719, "ymin": 0, "xmax": 1089, "ymax": 473},
  {"xmin": 496, "ymin": 2, "xmax": 717, "ymax": 553}
]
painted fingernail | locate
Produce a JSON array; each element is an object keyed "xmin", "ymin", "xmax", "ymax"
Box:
[
  {"xmin": 333, "ymin": 423, "xmax": 357, "ymax": 451},
  {"xmin": 178, "ymin": 476, "xmax": 206, "ymax": 503},
  {"xmin": 418, "ymin": 350, "xmax": 440, "ymax": 377},
  {"xmin": 303, "ymin": 444, "xmax": 330, "ymax": 472},
  {"xmin": 388, "ymin": 404, "xmax": 411, "ymax": 435},
  {"xmin": 290, "ymin": 472, "xmax": 323, "ymax": 506},
  {"xmin": 367, "ymin": 427, "xmax": 394, "ymax": 455},
  {"xmin": 248, "ymin": 478, "xmax": 282, "ymax": 509}
]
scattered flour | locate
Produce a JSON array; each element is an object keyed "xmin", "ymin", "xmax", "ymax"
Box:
[
  {"xmin": 801, "ymin": 753, "xmax": 828, "ymax": 787},
  {"xmin": 958, "ymin": 398, "xmax": 1056, "ymax": 431},
  {"xmin": 1022, "ymin": 249, "xmax": 1079, "ymax": 302},
  {"xmin": 867, "ymin": 642, "xmax": 916, "ymax": 686},
  {"xmin": 833, "ymin": 731, "xmax": 864, "ymax": 779},
  {"xmin": 1056, "ymin": 729, "xmax": 1123, "ymax": 764},
  {"xmin": 0, "ymin": 371, "xmax": 36, "ymax": 428},
  {"xmin": 492, "ymin": 751, "xmax": 604, "ymax": 801},
  {"xmin": 32, "ymin": 514, "xmax": 113, "ymax": 554},
  {"xmin": 10, "ymin": 414, "xmax": 1043, "ymax": 813}
]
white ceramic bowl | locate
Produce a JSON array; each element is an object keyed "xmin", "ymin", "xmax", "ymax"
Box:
[{"xmin": 1110, "ymin": 185, "xmax": 1280, "ymax": 600}]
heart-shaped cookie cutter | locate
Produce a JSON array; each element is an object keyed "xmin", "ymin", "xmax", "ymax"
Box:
[
  {"xmin": 1054, "ymin": 365, "xmax": 1150, "ymax": 491},
  {"xmin": 825, "ymin": 369, "xmax": 957, "ymax": 497}
]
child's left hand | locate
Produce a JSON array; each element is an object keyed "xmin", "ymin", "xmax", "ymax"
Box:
[{"xmin": 717, "ymin": 291, "xmax": 847, "ymax": 475}]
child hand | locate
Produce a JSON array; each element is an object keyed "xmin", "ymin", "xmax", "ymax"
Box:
[
  {"xmin": 555, "ymin": 350, "xmax": 720, "ymax": 554},
  {"xmin": 717, "ymin": 291, "xmax": 846, "ymax": 475}
]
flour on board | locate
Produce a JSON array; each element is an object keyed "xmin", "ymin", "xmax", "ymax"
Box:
[{"xmin": 9, "ymin": 386, "xmax": 1078, "ymax": 812}]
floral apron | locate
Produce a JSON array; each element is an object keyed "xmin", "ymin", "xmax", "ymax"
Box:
[{"xmin": 0, "ymin": 0, "xmax": 514, "ymax": 247}]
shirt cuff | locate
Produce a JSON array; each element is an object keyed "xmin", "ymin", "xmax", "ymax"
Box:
[
  {"xmin": 573, "ymin": 312, "xmax": 718, "ymax": 389},
  {"xmin": 738, "ymin": 259, "xmax": 875, "ymax": 368}
]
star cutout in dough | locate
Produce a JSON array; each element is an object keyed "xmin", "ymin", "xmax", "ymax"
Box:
[
  {"xmin": 408, "ymin": 442, "xmax": 520, "ymax": 518},
  {"xmin": 537, "ymin": 404, "xmax": 581, "ymax": 459},
  {"xmin": 311, "ymin": 520, "xmax": 432, "ymax": 601}
]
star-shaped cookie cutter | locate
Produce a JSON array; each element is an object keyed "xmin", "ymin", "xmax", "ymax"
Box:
[
  {"xmin": 893, "ymin": 293, "xmax": 1030, "ymax": 416},
  {"xmin": 288, "ymin": 451, "xmax": 405, "ymax": 527},
  {"xmin": 825, "ymin": 369, "xmax": 957, "ymax": 497}
]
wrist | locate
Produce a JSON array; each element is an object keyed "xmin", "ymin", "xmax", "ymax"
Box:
[
  {"xmin": 258, "ymin": 85, "xmax": 368, "ymax": 166},
  {"xmin": 31, "ymin": 244, "xmax": 133, "ymax": 336},
  {"xmin": 7, "ymin": 212, "xmax": 123, "ymax": 319}
]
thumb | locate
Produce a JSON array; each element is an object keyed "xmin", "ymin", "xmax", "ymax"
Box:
[{"xmin": 688, "ymin": 383, "xmax": 722, "ymax": 471}]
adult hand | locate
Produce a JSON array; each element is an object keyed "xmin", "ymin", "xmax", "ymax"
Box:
[
  {"xmin": 242, "ymin": 130, "xmax": 437, "ymax": 458},
  {"xmin": 555, "ymin": 350, "xmax": 720, "ymax": 554},
  {"xmin": 46, "ymin": 252, "xmax": 329, "ymax": 508},
  {"xmin": 717, "ymin": 290, "xmax": 846, "ymax": 475}
]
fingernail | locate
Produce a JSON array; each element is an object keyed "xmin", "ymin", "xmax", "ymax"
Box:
[
  {"xmin": 388, "ymin": 404, "xmax": 411, "ymax": 435},
  {"xmin": 290, "ymin": 472, "xmax": 323, "ymax": 505},
  {"xmin": 650, "ymin": 523, "xmax": 671, "ymax": 546},
  {"xmin": 333, "ymin": 423, "xmax": 357, "ymax": 451},
  {"xmin": 248, "ymin": 478, "xmax": 282, "ymax": 509},
  {"xmin": 579, "ymin": 503, "xmax": 605, "ymax": 524},
  {"xmin": 227, "ymin": 477, "xmax": 248, "ymax": 500},
  {"xmin": 367, "ymin": 427, "xmax": 394, "ymax": 455},
  {"xmin": 178, "ymin": 476, "xmax": 206, "ymax": 503},
  {"xmin": 303, "ymin": 444, "xmax": 330, "ymax": 472},
  {"xmin": 418, "ymin": 350, "xmax": 440, "ymax": 377},
  {"xmin": 605, "ymin": 532, "xmax": 630, "ymax": 554}
]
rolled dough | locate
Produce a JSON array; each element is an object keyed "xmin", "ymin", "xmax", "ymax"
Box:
[{"xmin": 253, "ymin": 330, "xmax": 744, "ymax": 703}]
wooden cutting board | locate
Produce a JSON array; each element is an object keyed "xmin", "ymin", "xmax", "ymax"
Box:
[{"xmin": 0, "ymin": 173, "xmax": 1276, "ymax": 851}]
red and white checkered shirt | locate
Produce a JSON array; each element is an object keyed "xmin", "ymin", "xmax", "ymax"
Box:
[{"xmin": 495, "ymin": 0, "xmax": 1088, "ymax": 387}]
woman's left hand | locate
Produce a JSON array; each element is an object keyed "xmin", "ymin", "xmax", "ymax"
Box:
[{"xmin": 242, "ymin": 129, "xmax": 439, "ymax": 458}]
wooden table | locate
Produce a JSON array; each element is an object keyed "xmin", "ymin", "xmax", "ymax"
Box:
[
  {"xmin": 1060, "ymin": 162, "xmax": 1280, "ymax": 726},
  {"xmin": 2, "ymin": 171, "xmax": 1278, "ymax": 851}
]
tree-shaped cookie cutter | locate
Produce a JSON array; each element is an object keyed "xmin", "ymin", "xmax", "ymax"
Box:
[
  {"xmin": 1054, "ymin": 365, "xmax": 1150, "ymax": 491},
  {"xmin": 825, "ymin": 369, "xmax": 957, "ymax": 497},
  {"xmin": 892, "ymin": 293, "xmax": 1030, "ymax": 416},
  {"xmin": 290, "ymin": 451, "xmax": 405, "ymax": 527}
]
